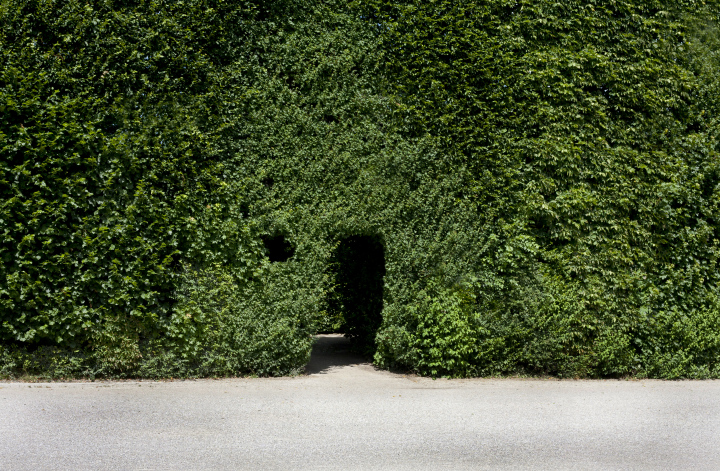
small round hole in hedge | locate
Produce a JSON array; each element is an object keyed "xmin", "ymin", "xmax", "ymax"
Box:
[{"xmin": 262, "ymin": 235, "xmax": 295, "ymax": 262}]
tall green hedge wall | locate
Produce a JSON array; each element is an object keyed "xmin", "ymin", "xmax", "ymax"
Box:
[{"xmin": 2, "ymin": 0, "xmax": 720, "ymax": 378}]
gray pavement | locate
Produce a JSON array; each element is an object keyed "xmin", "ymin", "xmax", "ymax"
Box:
[{"xmin": 1, "ymin": 334, "xmax": 719, "ymax": 470}]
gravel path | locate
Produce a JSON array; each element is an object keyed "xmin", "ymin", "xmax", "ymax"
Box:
[{"xmin": 2, "ymin": 334, "xmax": 719, "ymax": 470}]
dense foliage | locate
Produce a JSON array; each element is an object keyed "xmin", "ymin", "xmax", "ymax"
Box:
[
  {"xmin": 369, "ymin": 0, "xmax": 720, "ymax": 378},
  {"xmin": 2, "ymin": 0, "xmax": 720, "ymax": 378},
  {"xmin": 0, "ymin": 0, "xmax": 330, "ymax": 376}
]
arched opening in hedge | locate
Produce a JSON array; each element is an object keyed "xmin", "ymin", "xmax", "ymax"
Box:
[{"xmin": 325, "ymin": 235, "xmax": 386, "ymax": 352}]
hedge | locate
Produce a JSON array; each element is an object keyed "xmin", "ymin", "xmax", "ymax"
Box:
[{"xmin": 2, "ymin": 0, "xmax": 720, "ymax": 378}]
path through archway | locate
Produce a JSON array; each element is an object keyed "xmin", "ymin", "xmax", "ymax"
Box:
[{"xmin": 325, "ymin": 235, "xmax": 386, "ymax": 354}]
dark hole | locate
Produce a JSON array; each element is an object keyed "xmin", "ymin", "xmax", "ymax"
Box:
[
  {"xmin": 687, "ymin": 121, "xmax": 702, "ymax": 134},
  {"xmin": 256, "ymin": 8, "xmax": 269, "ymax": 21},
  {"xmin": 409, "ymin": 178, "xmax": 419, "ymax": 192},
  {"xmin": 262, "ymin": 235, "xmax": 294, "ymax": 262},
  {"xmin": 702, "ymin": 171, "xmax": 718, "ymax": 199},
  {"xmin": 286, "ymin": 73, "xmax": 296, "ymax": 89},
  {"xmin": 239, "ymin": 202, "xmax": 250, "ymax": 219},
  {"xmin": 324, "ymin": 235, "xmax": 386, "ymax": 354},
  {"xmin": 262, "ymin": 177, "xmax": 274, "ymax": 189}
]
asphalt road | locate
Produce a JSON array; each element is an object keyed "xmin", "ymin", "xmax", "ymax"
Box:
[{"xmin": 2, "ymin": 334, "xmax": 720, "ymax": 470}]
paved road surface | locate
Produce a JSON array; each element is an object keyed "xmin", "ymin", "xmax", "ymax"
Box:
[{"xmin": 2, "ymin": 334, "xmax": 719, "ymax": 470}]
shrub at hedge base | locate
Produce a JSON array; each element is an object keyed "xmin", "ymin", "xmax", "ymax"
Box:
[
  {"xmin": 3, "ymin": 0, "xmax": 720, "ymax": 378},
  {"xmin": 1, "ymin": 263, "xmax": 316, "ymax": 379}
]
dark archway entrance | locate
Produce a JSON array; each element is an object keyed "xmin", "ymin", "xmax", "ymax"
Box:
[{"xmin": 325, "ymin": 235, "xmax": 386, "ymax": 354}]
